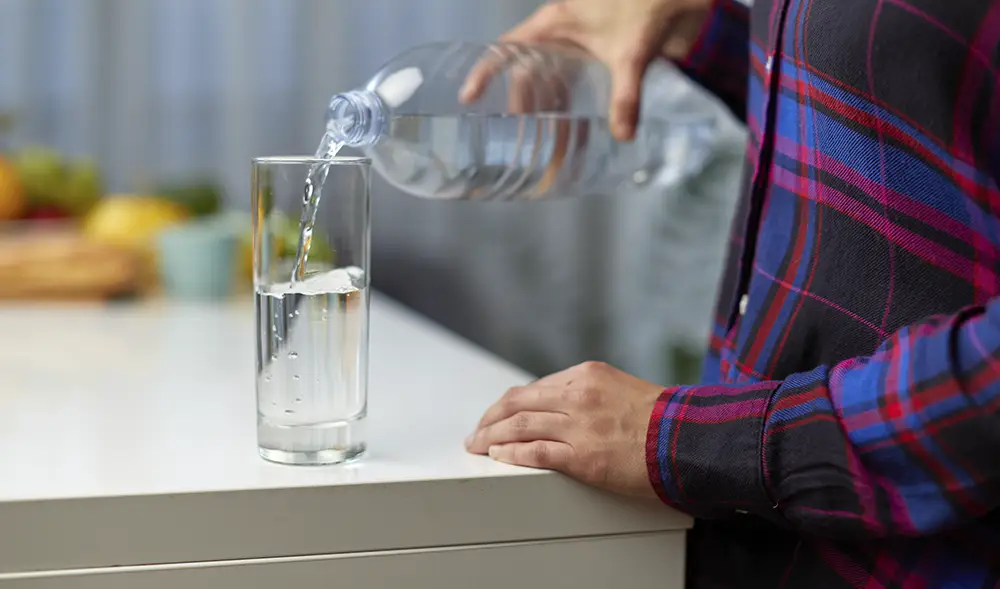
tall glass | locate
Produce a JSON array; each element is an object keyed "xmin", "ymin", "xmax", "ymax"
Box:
[{"xmin": 252, "ymin": 156, "xmax": 371, "ymax": 465}]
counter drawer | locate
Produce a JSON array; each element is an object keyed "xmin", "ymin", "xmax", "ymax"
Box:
[{"xmin": 0, "ymin": 532, "xmax": 685, "ymax": 589}]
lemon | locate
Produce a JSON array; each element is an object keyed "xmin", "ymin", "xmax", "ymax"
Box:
[
  {"xmin": 83, "ymin": 195, "xmax": 189, "ymax": 250},
  {"xmin": 83, "ymin": 196, "xmax": 189, "ymax": 289}
]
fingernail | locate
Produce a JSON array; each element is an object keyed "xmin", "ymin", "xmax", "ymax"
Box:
[
  {"xmin": 464, "ymin": 435, "xmax": 474, "ymax": 448},
  {"xmin": 488, "ymin": 445, "xmax": 499, "ymax": 458},
  {"xmin": 612, "ymin": 123, "xmax": 625, "ymax": 142},
  {"xmin": 459, "ymin": 82, "xmax": 474, "ymax": 103}
]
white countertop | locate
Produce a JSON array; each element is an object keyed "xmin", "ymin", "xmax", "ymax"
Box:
[
  {"xmin": 0, "ymin": 294, "xmax": 689, "ymax": 575},
  {"xmin": 0, "ymin": 295, "xmax": 535, "ymax": 501}
]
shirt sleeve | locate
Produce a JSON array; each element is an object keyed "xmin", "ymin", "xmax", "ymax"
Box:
[
  {"xmin": 674, "ymin": 0, "xmax": 750, "ymax": 121},
  {"xmin": 645, "ymin": 303, "xmax": 1000, "ymax": 540}
]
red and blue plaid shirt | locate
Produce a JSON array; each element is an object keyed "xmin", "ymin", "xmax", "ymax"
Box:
[{"xmin": 646, "ymin": 0, "xmax": 1000, "ymax": 586}]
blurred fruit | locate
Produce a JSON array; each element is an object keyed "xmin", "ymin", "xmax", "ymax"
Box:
[
  {"xmin": 269, "ymin": 212, "xmax": 297, "ymax": 257},
  {"xmin": 269, "ymin": 212, "xmax": 334, "ymax": 265},
  {"xmin": 205, "ymin": 210, "xmax": 339, "ymax": 287},
  {"xmin": 0, "ymin": 156, "xmax": 27, "ymax": 220},
  {"xmin": 24, "ymin": 205, "xmax": 71, "ymax": 221},
  {"xmin": 255, "ymin": 167, "xmax": 274, "ymax": 213},
  {"xmin": 11, "ymin": 147, "xmax": 103, "ymax": 217},
  {"xmin": 236, "ymin": 214, "xmax": 287, "ymax": 284},
  {"xmin": 302, "ymin": 232, "xmax": 334, "ymax": 265},
  {"xmin": 154, "ymin": 181, "xmax": 222, "ymax": 217},
  {"xmin": 83, "ymin": 195, "xmax": 189, "ymax": 252},
  {"xmin": 61, "ymin": 160, "xmax": 103, "ymax": 216},
  {"xmin": 12, "ymin": 146, "xmax": 63, "ymax": 206},
  {"xmin": 83, "ymin": 196, "xmax": 189, "ymax": 291},
  {"xmin": 240, "ymin": 228, "xmax": 254, "ymax": 283}
]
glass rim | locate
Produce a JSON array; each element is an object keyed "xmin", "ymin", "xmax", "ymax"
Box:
[{"xmin": 252, "ymin": 155, "xmax": 371, "ymax": 166}]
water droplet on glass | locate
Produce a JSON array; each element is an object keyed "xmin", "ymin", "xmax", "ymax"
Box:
[
  {"xmin": 294, "ymin": 309, "xmax": 300, "ymax": 316},
  {"xmin": 294, "ymin": 397, "xmax": 302, "ymax": 403},
  {"xmin": 288, "ymin": 351, "xmax": 298, "ymax": 359},
  {"xmin": 270, "ymin": 354, "xmax": 278, "ymax": 361},
  {"xmin": 264, "ymin": 375, "xmax": 272, "ymax": 382},
  {"xmin": 292, "ymin": 374, "xmax": 300, "ymax": 381},
  {"xmin": 284, "ymin": 409, "xmax": 295, "ymax": 414}
]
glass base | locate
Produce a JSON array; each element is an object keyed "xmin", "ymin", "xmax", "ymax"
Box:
[
  {"xmin": 257, "ymin": 417, "xmax": 366, "ymax": 465},
  {"xmin": 258, "ymin": 443, "xmax": 366, "ymax": 466}
]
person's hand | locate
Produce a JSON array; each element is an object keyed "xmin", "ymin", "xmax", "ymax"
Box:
[
  {"xmin": 463, "ymin": 0, "xmax": 711, "ymax": 141},
  {"xmin": 465, "ymin": 361, "xmax": 665, "ymax": 499}
]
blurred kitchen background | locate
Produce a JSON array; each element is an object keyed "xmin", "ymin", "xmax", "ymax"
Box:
[{"xmin": 0, "ymin": 0, "xmax": 745, "ymax": 384}]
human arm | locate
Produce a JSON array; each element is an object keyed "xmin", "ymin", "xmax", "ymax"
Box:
[
  {"xmin": 649, "ymin": 302, "xmax": 1000, "ymax": 539},
  {"xmin": 668, "ymin": 0, "xmax": 749, "ymax": 122},
  {"xmin": 464, "ymin": 301, "xmax": 1000, "ymax": 538}
]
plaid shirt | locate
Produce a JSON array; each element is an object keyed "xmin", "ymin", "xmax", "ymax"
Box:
[{"xmin": 646, "ymin": 0, "xmax": 1000, "ymax": 587}]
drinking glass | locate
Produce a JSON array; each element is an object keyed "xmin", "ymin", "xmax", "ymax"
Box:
[{"xmin": 252, "ymin": 156, "xmax": 370, "ymax": 465}]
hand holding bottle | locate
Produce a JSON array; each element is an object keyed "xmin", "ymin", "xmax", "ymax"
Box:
[
  {"xmin": 461, "ymin": 0, "xmax": 710, "ymax": 141},
  {"xmin": 324, "ymin": 36, "xmax": 719, "ymax": 201}
]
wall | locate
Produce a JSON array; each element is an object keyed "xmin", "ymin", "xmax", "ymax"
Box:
[{"xmin": 0, "ymin": 0, "xmax": 745, "ymax": 382}]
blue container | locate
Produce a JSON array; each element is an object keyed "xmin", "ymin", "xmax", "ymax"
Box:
[{"xmin": 157, "ymin": 217, "xmax": 238, "ymax": 300}]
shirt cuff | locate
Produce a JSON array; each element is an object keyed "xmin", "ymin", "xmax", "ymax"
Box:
[{"xmin": 645, "ymin": 383, "xmax": 779, "ymax": 519}]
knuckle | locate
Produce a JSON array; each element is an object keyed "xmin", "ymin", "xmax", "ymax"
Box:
[
  {"xmin": 511, "ymin": 412, "xmax": 531, "ymax": 432},
  {"xmin": 529, "ymin": 441, "xmax": 551, "ymax": 465},
  {"xmin": 538, "ymin": 2, "xmax": 570, "ymax": 24},
  {"xmin": 505, "ymin": 385, "xmax": 525, "ymax": 399},
  {"xmin": 578, "ymin": 385, "xmax": 603, "ymax": 408},
  {"xmin": 579, "ymin": 360, "xmax": 607, "ymax": 374},
  {"xmin": 499, "ymin": 389, "xmax": 521, "ymax": 412}
]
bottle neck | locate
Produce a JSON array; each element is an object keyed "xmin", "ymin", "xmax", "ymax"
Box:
[{"xmin": 325, "ymin": 90, "xmax": 386, "ymax": 148}]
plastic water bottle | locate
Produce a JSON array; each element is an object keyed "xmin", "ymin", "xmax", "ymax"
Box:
[{"xmin": 324, "ymin": 41, "xmax": 718, "ymax": 201}]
